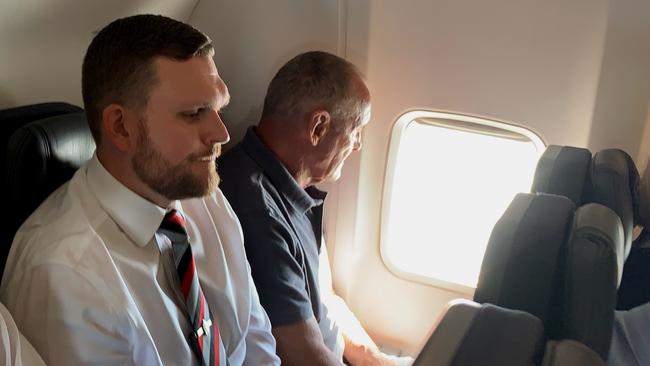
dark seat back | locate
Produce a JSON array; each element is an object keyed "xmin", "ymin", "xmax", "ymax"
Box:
[
  {"xmin": 413, "ymin": 299, "xmax": 544, "ymax": 366},
  {"xmin": 562, "ymin": 203, "xmax": 623, "ymax": 359},
  {"xmin": 531, "ymin": 145, "xmax": 592, "ymax": 205},
  {"xmin": 475, "ymin": 193, "xmax": 623, "ymax": 359},
  {"xmin": 474, "ymin": 193, "xmax": 574, "ymax": 335},
  {"xmin": 1, "ymin": 103, "xmax": 83, "ymax": 181},
  {"xmin": 4, "ymin": 112, "xmax": 94, "ymax": 273},
  {"xmin": 1, "ymin": 103, "xmax": 83, "ymax": 248},
  {"xmin": 588, "ymin": 149, "xmax": 640, "ymax": 260}
]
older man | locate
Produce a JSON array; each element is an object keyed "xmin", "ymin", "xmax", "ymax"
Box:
[
  {"xmin": 1, "ymin": 15, "xmax": 279, "ymax": 365},
  {"xmin": 220, "ymin": 51, "xmax": 410, "ymax": 365}
]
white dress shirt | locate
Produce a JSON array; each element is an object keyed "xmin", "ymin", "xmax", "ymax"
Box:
[
  {"xmin": 0, "ymin": 155, "xmax": 280, "ymax": 366},
  {"xmin": 0, "ymin": 302, "xmax": 45, "ymax": 366}
]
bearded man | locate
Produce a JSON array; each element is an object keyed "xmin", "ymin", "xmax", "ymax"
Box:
[{"xmin": 0, "ymin": 14, "xmax": 280, "ymax": 366}]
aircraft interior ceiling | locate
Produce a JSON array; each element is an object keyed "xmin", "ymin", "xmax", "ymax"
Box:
[{"xmin": 2, "ymin": 0, "xmax": 650, "ymax": 355}]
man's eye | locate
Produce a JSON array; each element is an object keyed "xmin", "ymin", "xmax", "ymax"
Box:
[{"xmin": 184, "ymin": 109, "xmax": 202, "ymax": 119}]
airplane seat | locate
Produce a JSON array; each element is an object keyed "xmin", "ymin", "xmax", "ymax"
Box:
[
  {"xmin": 413, "ymin": 299, "xmax": 544, "ymax": 366},
  {"xmin": 531, "ymin": 145, "xmax": 592, "ymax": 205},
  {"xmin": 562, "ymin": 202, "xmax": 623, "ymax": 359},
  {"xmin": 541, "ymin": 340, "xmax": 605, "ymax": 366},
  {"xmin": 587, "ymin": 148, "xmax": 640, "ymax": 260},
  {"xmin": 0, "ymin": 302, "xmax": 45, "ymax": 365},
  {"xmin": 0, "ymin": 103, "xmax": 83, "ymax": 253},
  {"xmin": 586, "ymin": 149, "xmax": 650, "ymax": 311},
  {"xmin": 474, "ymin": 193, "xmax": 623, "ymax": 360},
  {"xmin": 530, "ymin": 146, "xmax": 642, "ymax": 311},
  {"xmin": 474, "ymin": 192, "xmax": 574, "ymax": 337},
  {"xmin": 0, "ymin": 103, "xmax": 83, "ymax": 174},
  {"xmin": 4, "ymin": 112, "xmax": 94, "ymax": 274}
]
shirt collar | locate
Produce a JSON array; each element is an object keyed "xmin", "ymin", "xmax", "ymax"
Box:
[
  {"xmin": 241, "ymin": 127, "xmax": 326, "ymax": 213},
  {"xmin": 86, "ymin": 154, "xmax": 171, "ymax": 247}
]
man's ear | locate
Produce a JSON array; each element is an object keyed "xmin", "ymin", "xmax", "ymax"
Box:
[
  {"xmin": 101, "ymin": 104, "xmax": 136, "ymax": 151},
  {"xmin": 308, "ymin": 110, "xmax": 331, "ymax": 146}
]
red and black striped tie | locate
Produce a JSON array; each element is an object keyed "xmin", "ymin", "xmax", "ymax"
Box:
[{"xmin": 158, "ymin": 209, "xmax": 227, "ymax": 366}]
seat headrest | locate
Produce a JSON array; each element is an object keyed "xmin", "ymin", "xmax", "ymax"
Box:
[
  {"xmin": 5, "ymin": 112, "xmax": 95, "ymax": 267},
  {"xmin": 563, "ymin": 203, "xmax": 623, "ymax": 359},
  {"xmin": 0, "ymin": 102, "xmax": 84, "ymax": 186},
  {"xmin": 573, "ymin": 203, "xmax": 625, "ymax": 287},
  {"xmin": 0, "ymin": 103, "xmax": 83, "ymax": 249},
  {"xmin": 414, "ymin": 299, "xmax": 544, "ymax": 366},
  {"xmin": 589, "ymin": 149, "xmax": 639, "ymax": 260},
  {"xmin": 474, "ymin": 192, "xmax": 575, "ymax": 334},
  {"xmin": 532, "ymin": 145, "xmax": 592, "ymax": 205},
  {"xmin": 542, "ymin": 340, "xmax": 605, "ymax": 366}
]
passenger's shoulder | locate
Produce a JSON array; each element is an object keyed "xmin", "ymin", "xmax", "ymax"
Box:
[
  {"xmin": 11, "ymin": 182, "xmax": 107, "ymax": 270},
  {"xmin": 219, "ymin": 145, "xmax": 264, "ymax": 186},
  {"xmin": 219, "ymin": 161, "xmax": 269, "ymax": 212}
]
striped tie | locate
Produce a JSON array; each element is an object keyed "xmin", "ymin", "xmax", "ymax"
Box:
[{"xmin": 158, "ymin": 209, "xmax": 227, "ymax": 366}]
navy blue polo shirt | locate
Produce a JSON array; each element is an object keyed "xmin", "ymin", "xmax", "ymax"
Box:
[{"xmin": 219, "ymin": 127, "xmax": 340, "ymax": 351}]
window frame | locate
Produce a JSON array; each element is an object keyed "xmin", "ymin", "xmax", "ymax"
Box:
[{"xmin": 379, "ymin": 110, "xmax": 546, "ymax": 294}]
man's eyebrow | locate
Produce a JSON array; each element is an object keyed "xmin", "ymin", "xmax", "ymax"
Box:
[{"xmin": 192, "ymin": 96, "xmax": 229, "ymax": 111}]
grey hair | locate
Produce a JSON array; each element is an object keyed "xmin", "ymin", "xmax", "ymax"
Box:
[{"xmin": 261, "ymin": 51, "xmax": 368, "ymax": 130}]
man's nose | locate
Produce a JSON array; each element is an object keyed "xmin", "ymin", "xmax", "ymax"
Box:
[{"xmin": 203, "ymin": 110, "xmax": 230, "ymax": 146}]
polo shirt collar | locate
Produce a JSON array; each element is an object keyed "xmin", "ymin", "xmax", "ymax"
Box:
[{"xmin": 241, "ymin": 127, "xmax": 326, "ymax": 213}]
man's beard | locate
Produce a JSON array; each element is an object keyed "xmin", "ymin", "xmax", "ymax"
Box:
[{"xmin": 132, "ymin": 121, "xmax": 220, "ymax": 201}]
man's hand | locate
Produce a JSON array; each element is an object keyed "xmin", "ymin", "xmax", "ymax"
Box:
[
  {"xmin": 344, "ymin": 342, "xmax": 414, "ymax": 366},
  {"xmin": 383, "ymin": 354, "xmax": 415, "ymax": 366}
]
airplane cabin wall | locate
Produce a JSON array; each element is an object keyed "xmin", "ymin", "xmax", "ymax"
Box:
[
  {"xmin": 331, "ymin": 0, "xmax": 650, "ymax": 355},
  {"xmin": 587, "ymin": 0, "xmax": 650, "ymax": 167},
  {"xmin": 0, "ymin": 0, "xmax": 198, "ymax": 109}
]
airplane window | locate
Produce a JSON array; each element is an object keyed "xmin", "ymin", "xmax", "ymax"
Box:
[{"xmin": 381, "ymin": 111, "xmax": 545, "ymax": 293}]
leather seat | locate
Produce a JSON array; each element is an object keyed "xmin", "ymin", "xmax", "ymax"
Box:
[
  {"xmin": 541, "ymin": 340, "xmax": 605, "ymax": 366},
  {"xmin": 413, "ymin": 299, "xmax": 544, "ymax": 366},
  {"xmin": 589, "ymin": 149, "xmax": 640, "ymax": 259},
  {"xmin": 0, "ymin": 103, "xmax": 83, "ymax": 184},
  {"xmin": 474, "ymin": 193, "xmax": 574, "ymax": 335},
  {"xmin": 561, "ymin": 202, "xmax": 623, "ymax": 358},
  {"xmin": 531, "ymin": 146, "xmax": 643, "ymax": 311},
  {"xmin": 475, "ymin": 193, "xmax": 623, "ymax": 360},
  {"xmin": 3, "ymin": 112, "xmax": 94, "ymax": 274},
  {"xmin": 531, "ymin": 145, "xmax": 592, "ymax": 205},
  {"xmin": 0, "ymin": 103, "xmax": 83, "ymax": 250}
]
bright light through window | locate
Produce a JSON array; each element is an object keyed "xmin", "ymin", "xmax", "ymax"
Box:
[{"xmin": 381, "ymin": 111, "xmax": 545, "ymax": 292}]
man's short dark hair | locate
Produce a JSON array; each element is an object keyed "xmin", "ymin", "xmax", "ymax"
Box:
[
  {"xmin": 261, "ymin": 51, "xmax": 367, "ymax": 128},
  {"xmin": 82, "ymin": 14, "xmax": 213, "ymax": 144}
]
